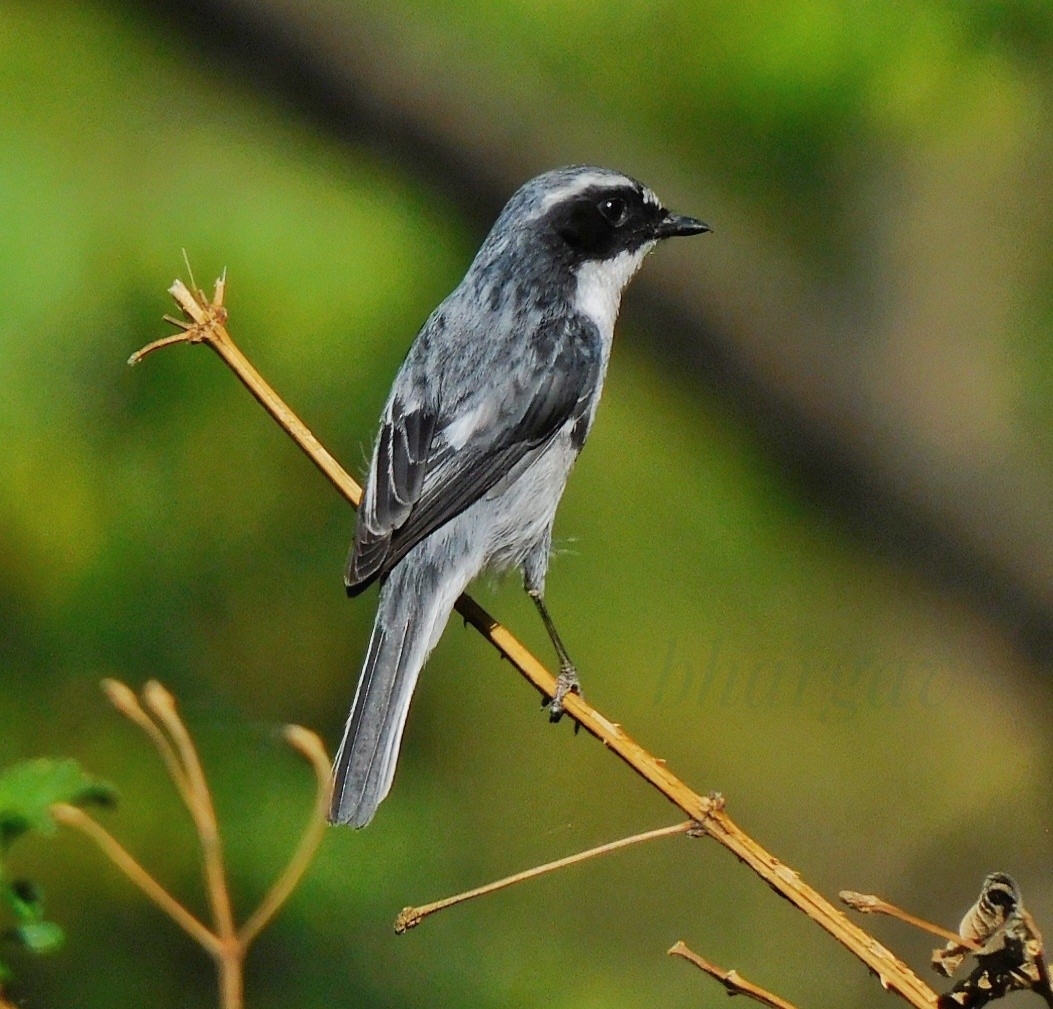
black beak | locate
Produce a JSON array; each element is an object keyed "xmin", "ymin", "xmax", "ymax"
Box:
[{"xmin": 654, "ymin": 211, "xmax": 711, "ymax": 239}]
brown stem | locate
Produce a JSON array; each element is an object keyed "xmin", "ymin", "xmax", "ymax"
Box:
[
  {"xmin": 101, "ymin": 678, "xmax": 194, "ymax": 810},
  {"xmin": 238, "ymin": 726, "xmax": 331, "ymax": 947},
  {"xmin": 397, "ymin": 821, "xmax": 694, "ymax": 933},
  {"xmin": 217, "ymin": 944, "xmax": 245, "ymax": 1009},
  {"xmin": 669, "ymin": 941, "xmax": 799, "ymax": 1009},
  {"xmin": 50, "ymin": 803, "xmax": 219, "ymax": 955},
  {"xmin": 1035, "ymin": 956, "xmax": 1053, "ymax": 1009},
  {"xmin": 839, "ymin": 890, "xmax": 981, "ymax": 951},
  {"xmin": 131, "ymin": 275, "xmax": 939, "ymax": 1008},
  {"xmin": 60, "ymin": 678, "xmax": 331, "ymax": 1009},
  {"xmin": 839, "ymin": 887, "xmax": 1051, "ymax": 999},
  {"xmin": 167, "ymin": 278, "xmax": 359, "ymax": 505},
  {"xmin": 141, "ymin": 681, "xmax": 238, "ymax": 947},
  {"xmin": 1020, "ymin": 910, "xmax": 1053, "ymax": 1008}
]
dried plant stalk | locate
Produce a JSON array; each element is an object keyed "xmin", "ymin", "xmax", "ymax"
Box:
[
  {"xmin": 129, "ymin": 274, "xmax": 939, "ymax": 1008},
  {"xmin": 56, "ymin": 679, "xmax": 331, "ymax": 1009},
  {"xmin": 397, "ymin": 821, "xmax": 694, "ymax": 932},
  {"xmin": 669, "ymin": 941, "xmax": 799, "ymax": 1009}
]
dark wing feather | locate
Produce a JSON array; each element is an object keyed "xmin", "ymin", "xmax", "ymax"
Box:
[
  {"xmin": 345, "ymin": 402, "xmax": 437, "ymax": 593},
  {"xmin": 346, "ymin": 322, "xmax": 597, "ymax": 594}
]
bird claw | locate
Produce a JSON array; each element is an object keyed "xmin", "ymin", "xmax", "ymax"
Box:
[{"xmin": 546, "ymin": 665, "xmax": 581, "ymax": 724}]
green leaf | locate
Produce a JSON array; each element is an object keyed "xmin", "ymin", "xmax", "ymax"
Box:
[
  {"xmin": 0, "ymin": 759, "xmax": 115, "ymax": 849},
  {"xmin": 5, "ymin": 879, "xmax": 42, "ymax": 924},
  {"xmin": 8, "ymin": 920, "xmax": 64, "ymax": 954},
  {"xmin": 0, "ymin": 759, "xmax": 112, "ymax": 984},
  {"xmin": 2, "ymin": 877, "xmax": 64, "ymax": 961}
]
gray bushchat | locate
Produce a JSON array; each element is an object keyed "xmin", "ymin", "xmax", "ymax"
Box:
[{"xmin": 331, "ymin": 166, "xmax": 709, "ymax": 826}]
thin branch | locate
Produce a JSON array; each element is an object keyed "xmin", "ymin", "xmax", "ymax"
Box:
[
  {"xmin": 101, "ymin": 678, "xmax": 194, "ymax": 808},
  {"xmin": 397, "ymin": 821, "xmax": 694, "ymax": 933},
  {"xmin": 668, "ymin": 941, "xmax": 799, "ymax": 1009},
  {"xmin": 839, "ymin": 891, "xmax": 981, "ymax": 951},
  {"xmin": 59, "ymin": 681, "xmax": 330, "ymax": 1009},
  {"xmin": 128, "ymin": 329, "xmax": 199, "ymax": 363},
  {"xmin": 842, "ymin": 888, "xmax": 1053, "ymax": 1007},
  {"xmin": 50, "ymin": 802, "xmax": 219, "ymax": 955},
  {"xmin": 1035, "ymin": 960, "xmax": 1053, "ymax": 1008},
  {"xmin": 238, "ymin": 726, "xmax": 331, "ymax": 947},
  {"xmin": 1023, "ymin": 910, "xmax": 1053, "ymax": 1009},
  {"xmin": 140, "ymin": 681, "xmax": 237, "ymax": 946},
  {"xmin": 131, "ymin": 274, "xmax": 939, "ymax": 1008},
  {"xmin": 165, "ymin": 278, "xmax": 358, "ymax": 504}
]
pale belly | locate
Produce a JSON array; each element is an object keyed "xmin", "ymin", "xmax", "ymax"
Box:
[
  {"xmin": 394, "ymin": 421, "xmax": 583, "ymax": 596},
  {"xmin": 482, "ymin": 427, "xmax": 579, "ymax": 574}
]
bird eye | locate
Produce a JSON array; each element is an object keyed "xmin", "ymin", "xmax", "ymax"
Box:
[{"xmin": 598, "ymin": 197, "xmax": 627, "ymax": 226}]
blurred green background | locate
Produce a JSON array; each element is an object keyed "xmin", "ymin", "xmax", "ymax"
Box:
[{"xmin": 2, "ymin": 1, "xmax": 1052, "ymax": 1006}]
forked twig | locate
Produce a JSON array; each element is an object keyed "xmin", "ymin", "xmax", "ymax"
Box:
[
  {"xmin": 669, "ymin": 941, "xmax": 799, "ymax": 1009},
  {"xmin": 55, "ymin": 679, "xmax": 331, "ymax": 1009},
  {"xmin": 142, "ymin": 682, "xmax": 237, "ymax": 950},
  {"xmin": 51, "ymin": 802, "xmax": 219, "ymax": 954},
  {"xmin": 102, "ymin": 679, "xmax": 193, "ymax": 805},
  {"xmin": 130, "ymin": 272, "xmax": 939, "ymax": 1008}
]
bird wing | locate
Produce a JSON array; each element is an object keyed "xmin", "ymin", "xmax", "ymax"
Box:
[{"xmin": 345, "ymin": 320, "xmax": 596, "ymax": 595}]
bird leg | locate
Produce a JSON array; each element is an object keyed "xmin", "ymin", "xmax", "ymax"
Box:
[{"xmin": 529, "ymin": 592, "xmax": 581, "ymax": 722}]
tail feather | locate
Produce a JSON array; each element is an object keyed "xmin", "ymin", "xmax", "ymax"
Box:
[
  {"xmin": 329, "ymin": 615, "xmax": 419, "ymax": 827},
  {"xmin": 329, "ymin": 563, "xmax": 464, "ymax": 827}
]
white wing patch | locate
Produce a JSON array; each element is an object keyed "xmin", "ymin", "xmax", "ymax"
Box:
[{"xmin": 441, "ymin": 401, "xmax": 493, "ymax": 450}]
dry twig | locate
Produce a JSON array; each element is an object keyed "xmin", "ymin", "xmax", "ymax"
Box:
[
  {"xmin": 841, "ymin": 883, "xmax": 1053, "ymax": 1009},
  {"xmin": 839, "ymin": 891, "xmax": 981, "ymax": 951},
  {"xmin": 669, "ymin": 941, "xmax": 799, "ymax": 1009},
  {"xmin": 54, "ymin": 679, "xmax": 331, "ymax": 1009},
  {"xmin": 396, "ymin": 821, "xmax": 694, "ymax": 933},
  {"xmin": 131, "ymin": 272, "xmax": 940, "ymax": 1008}
]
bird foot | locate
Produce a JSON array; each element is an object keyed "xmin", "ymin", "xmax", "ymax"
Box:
[{"xmin": 546, "ymin": 665, "xmax": 581, "ymax": 723}]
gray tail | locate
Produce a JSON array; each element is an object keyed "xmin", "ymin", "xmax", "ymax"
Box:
[{"xmin": 329, "ymin": 566, "xmax": 460, "ymax": 827}]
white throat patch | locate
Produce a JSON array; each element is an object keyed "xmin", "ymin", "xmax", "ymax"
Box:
[{"xmin": 573, "ymin": 243, "xmax": 654, "ymax": 338}]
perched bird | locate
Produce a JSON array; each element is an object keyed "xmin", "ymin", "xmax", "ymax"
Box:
[{"xmin": 330, "ymin": 166, "xmax": 710, "ymax": 827}]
